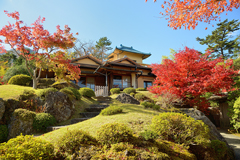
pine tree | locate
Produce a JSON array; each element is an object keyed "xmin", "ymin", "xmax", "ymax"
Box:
[{"xmin": 196, "ymin": 19, "xmax": 240, "ymax": 59}]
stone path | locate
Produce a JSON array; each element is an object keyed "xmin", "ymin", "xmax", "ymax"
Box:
[{"xmin": 218, "ymin": 129, "xmax": 240, "ymax": 160}]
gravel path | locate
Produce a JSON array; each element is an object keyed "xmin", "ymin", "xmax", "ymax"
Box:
[{"xmin": 218, "ymin": 129, "xmax": 240, "ymax": 160}]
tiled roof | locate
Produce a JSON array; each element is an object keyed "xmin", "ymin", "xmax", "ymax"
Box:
[{"xmin": 116, "ymin": 44, "xmax": 151, "ymax": 56}]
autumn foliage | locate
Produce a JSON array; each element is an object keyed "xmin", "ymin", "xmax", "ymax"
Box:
[
  {"xmin": 150, "ymin": 47, "xmax": 236, "ymax": 112},
  {"xmin": 0, "ymin": 11, "xmax": 81, "ymax": 89},
  {"xmin": 146, "ymin": 0, "xmax": 239, "ymax": 30}
]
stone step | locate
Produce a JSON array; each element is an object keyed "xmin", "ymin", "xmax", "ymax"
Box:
[
  {"xmin": 80, "ymin": 112, "xmax": 100, "ymax": 118},
  {"xmin": 47, "ymin": 125, "xmax": 67, "ymax": 132},
  {"xmin": 89, "ymin": 104, "xmax": 109, "ymax": 108},
  {"xmin": 70, "ymin": 118, "xmax": 89, "ymax": 124},
  {"xmin": 85, "ymin": 107, "xmax": 105, "ymax": 112}
]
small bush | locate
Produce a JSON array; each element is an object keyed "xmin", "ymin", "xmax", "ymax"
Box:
[
  {"xmin": 60, "ymin": 87, "xmax": 81, "ymax": 100},
  {"xmin": 37, "ymin": 87, "xmax": 58, "ymax": 101},
  {"xmin": 110, "ymin": 88, "xmax": 120, "ymax": 94},
  {"xmin": 33, "ymin": 113, "xmax": 56, "ymax": 132},
  {"xmin": 19, "ymin": 89, "xmax": 35, "ymax": 101},
  {"xmin": 0, "ymin": 134, "xmax": 54, "ymax": 160},
  {"xmin": 57, "ymin": 130, "xmax": 97, "ymax": 155},
  {"xmin": 13, "ymin": 108, "xmax": 36, "ymax": 121},
  {"xmin": 153, "ymin": 104, "xmax": 160, "ymax": 110},
  {"xmin": 0, "ymin": 125, "xmax": 8, "ymax": 143},
  {"xmin": 136, "ymin": 88, "xmax": 147, "ymax": 91},
  {"xmin": 123, "ymin": 87, "xmax": 136, "ymax": 94},
  {"xmin": 139, "ymin": 129, "xmax": 158, "ymax": 142},
  {"xmin": 97, "ymin": 123, "xmax": 133, "ymax": 145},
  {"xmin": 79, "ymin": 87, "xmax": 95, "ymax": 98},
  {"xmin": 231, "ymin": 96, "xmax": 240, "ymax": 132},
  {"xmin": 141, "ymin": 101, "xmax": 155, "ymax": 108},
  {"xmin": 8, "ymin": 74, "xmax": 32, "ymax": 86},
  {"xmin": 210, "ymin": 140, "xmax": 229, "ymax": 159},
  {"xmin": 130, "ymin": 92, "xmax": 135, "ymax": 97},
  {"xmin": 2, "ymin": 64, "xmax": 31, "ymax": 82},
  {"xmin": 100, "ymin": 105, "xmax": 123, "ymax": 115},
  {"xmin": 134, "ymin": 93, "xmax": 145, "ymax": 101},
  {"xmin": 151, "ymin": 112, "xmax": 210, "ymax": 145}
]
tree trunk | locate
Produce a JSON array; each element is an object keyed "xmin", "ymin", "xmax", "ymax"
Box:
[{"xmin": 32, "ymin": 77, "xmax": 37, "ymax": 89}]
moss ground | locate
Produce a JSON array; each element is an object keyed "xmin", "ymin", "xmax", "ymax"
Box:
[
  {"xmin": 39, "ymin": 99, "xmax": 160, "ymax": 145},
  {"xmin": 0, "ymin": 85, "xmax": 43, "ymax": 100}
]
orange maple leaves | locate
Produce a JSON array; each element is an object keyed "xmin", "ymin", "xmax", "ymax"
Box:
[
  {"xmin": 146, "ymin": 0, "xmax": 239, "ymax": 29},
  {"xmin": 0, "ymin": 11, "xmax": 81, "ymax": 85}
]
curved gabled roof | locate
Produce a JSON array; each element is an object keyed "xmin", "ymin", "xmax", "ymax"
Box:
[{"xmin": 108, "ymin": 44, "xmax": 151, "ymax": 60}]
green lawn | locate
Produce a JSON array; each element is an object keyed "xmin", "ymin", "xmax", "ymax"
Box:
[
  {"xmin": 40, "ymin": 101, "xmax": 160, "ymax": 145},
  {"xmin": 0, "ymin": 85, "xmax": 43, "ymax": 100}
]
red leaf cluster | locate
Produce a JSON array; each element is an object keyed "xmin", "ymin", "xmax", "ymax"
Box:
[
  {"xmin": 150, "ymin": 47, "xmax": 236, "ymax": 112},
  {"xmin": 145, "ymin": 0, "xmax": 239, "ymax": 30}
]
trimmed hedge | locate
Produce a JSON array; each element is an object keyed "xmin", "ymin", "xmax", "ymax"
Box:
[
  {"xmin": 8, "ymin": 74, "xmax": 32, "ymax": 86},
  {"xmin": 134, "ymin": 93, "xmax": 145, "ymax": 101},
  {"xmin": 136, "ymin": 88, "xmax": 147, "ymax": 91},
  {"xmin": 0, "ymin": 135, "xmax": 55, "ymax": 160},
  {"xmin": 97, "ymin": 123, "xmax": 133, "ymax": 145},
  {"xmin": 123, "ymin": 87, "xmax": 136, "ymax": 94},
  {"xmin": 110, "ymin": 88, "xmax": 120, "ymax": 94},
  {"xmin": 140, "ymin": 101, "xmax": 155, "ymax": 108},
  {"xmin": 100, "ymin": 105, "xmax": 123, "ymax": 115},
  {"xmin": 79, "ymin": 87, "xmax": 95, "ymax": 98},
  {"xmin": 151, "ymin": 112, "xmax": 210, "ymax": 145},
  {"xmin": 33, "ymin": 113, "xmax": 56, "ymax": 132}
]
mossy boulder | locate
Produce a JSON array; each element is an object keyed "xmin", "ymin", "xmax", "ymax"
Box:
[
  {"xmin": 0, "ymin": 98, "xmax": 5, "ymax": 121},
  {"xmin": 1, "ymin": 99, "xmax": 21, "ymax": 125},
  {"xmin": 7, "ymin": 108, "xmax": 36, "ymax": 139},
  {"xmin": 43, "ymin": 91, "xmax": 74, "ymax": 123},
  {"xmin": 51, "ymin": 81, "xmax": 80, "ymax": 90},
  {"xmin": 116, "ymin": 93, "xmax": 140, "ymax": 104}
]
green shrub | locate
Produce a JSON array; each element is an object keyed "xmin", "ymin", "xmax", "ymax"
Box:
[
  {"xmin": 19, "ymin": 89, "xmax": 35, "ymax": 101},
  {"xmin": 151, "ymin": 112, "xmax": 210, "ymax": 145},
  {"xmin": 123, "ymin": 87, "xmax": 136, "ymax": 94},
  {"xmin": 153, "ymin": 104, "xmax": 160, "ymax": 110},
  {"xmin": 140, "ymin": 101, "xmax": 155, "ymax": 108},
  {"xmin": 100, "ymin": 105, "xmax": 123, "ymax": 115},
  {"xmin": 134, "ymin": 93, "xmax": 145, "ymax": 101},
  {"xmin": 33, "ymin": 113, "xmax": 56, "ymax": 132},
  {"xmin": 2, "ymin": 64, "xmax": 31, "ymax": 82},
  {"xmin": 97, "ymin": 123, "xmax": 133, "ymax": 145},
  {"xmin": 0, "ymin": 134, "xmax": 54, "ymax": 160},
  {"xmin": 139, "ymin": 129, "xmax": 158, "ymax": 142},
  {"xmin": 79, "ymin": 87, "xmax": 95, "ymax": 98},
  {"xmin": 110, "ymin": 88, "xmax": 120, "ymax": 94},
  {"xmin": 13, "ymin": 108, "xmax": 36, "ymax": 121},
  {"xmin": 231, "ymin": 96, "xmax": 240, "ymax": 132},
  {"xmin": 0, "ymin": 125, "xmax": 8, "ymax": 143},
  {"xmin": 36, "ymin": 87, "xmax": 58, "ymax": 101},
  {"xmin": 57, "ymin": 130, "xmax": 97, "ymax": 155},
  {"xmin": 210, "ymin": 140, "xmax": 229, "ymax": 159},
  {"xmin": 130, "ymin": 92, "xmax": 135, "ymax": 97},
  {"xmin": 60, "ymin": 87, "xmax": 81, "ymax": 100},
  {"xmin": 8, "ymin": 74, "xmax": 32, "ymax": 86},
  {"xmin": 136, "ymin": 88, "xmax": 147, "ymax": 91}
]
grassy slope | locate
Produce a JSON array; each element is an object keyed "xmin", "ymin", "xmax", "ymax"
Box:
[
  {"xmin": 0, "ymin": 85, "xmax": 43, "ymax": 100},
  {"xmin": 40, "ymin": 101, "xmax": 160, "ymax": 145}
]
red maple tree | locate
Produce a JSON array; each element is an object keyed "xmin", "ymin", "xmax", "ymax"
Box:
[
  {"xmin": 0, "ymin": 11, "xmax": 81, "ymax": 89},
  {"xmin": 146, "ymin": 0, "xmax": 239, "ymax": 30},
  {"xmin": 149, "ymin": 47, "xmax": 236, "ymax": 112}
]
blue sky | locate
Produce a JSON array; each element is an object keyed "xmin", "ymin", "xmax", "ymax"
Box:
[{"xmin": 0, "ymin": 0, "xmax": 239, "ymax": 64}]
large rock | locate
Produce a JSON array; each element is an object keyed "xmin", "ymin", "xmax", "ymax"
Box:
[
  {"xmin": 0, "ymin": 98, "xmax": 5, "ymax": 121},
  {"xmin": 1, "ymin": 99, "xmax": 21, "ymax": 125},
  {"xmin": 51, "ymin": 82, "xmax": 80, "ymax": 90},
  {"xmin": 116, "ymin": 93, "xmax": 140, "ymax": 105},
  {"xmin": 43, "ymin": 91, "xmax": 74, "ymax": 123},
  {"xmin": 8, "ymin": 108, "xmax": 36, "ymax": 139}
]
